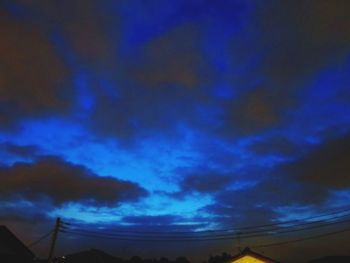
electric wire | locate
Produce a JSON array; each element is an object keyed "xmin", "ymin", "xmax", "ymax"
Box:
[
  {"xmin": 61, "ymin": 216, "xmax": 350, "ymax": 240},
  {"xmin": 60, "ymin": 206, "xmax": 350, "ymax": 234},
  {"xmin": 59, "ymin": 211, "xmax": 350, "ymax": 239},
  {"xmin": 60, "ymin": 217, "xmax": 350, "ymax": 242},
  {"xmin": 28, "ymin": 230, "xmax": 53, "ymax": 247},
  {"xmin": 253, "ymin": 227, "xmax": 350, "ymax": 248}
]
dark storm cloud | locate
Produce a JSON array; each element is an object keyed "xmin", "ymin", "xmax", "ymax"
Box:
[
  {"xmin": 126, "ymin": 25, "xmax": 201, "ymax": 88},
  {"xmin": 0, "ymin": 156, "xmax": 147, "ymax": 206},
  {"xmin": 249, "ymin": 136, "xmax": 300, "ymax": 156},
  {"xmin": 84, "ymin": 19, "xmax": 215, "ymax": 142},
  {"xmin": 8, "ymin": 0, "xmax": 119, "ymax": 67},
  {"xmin": 88, "ymin": 69, "xmax": 212, "ymax": 143},
  {"xmin": 179, "ymin": 172, "xmax": 232, "ymax": 194},
  {"xmin": 199, "ymin": 172, "xmax": 330, "ymax": 229},
  {"xmin": 222, "ymin": 0, "xmax": 350, "ymax": 135},
  {"xmin": 0, "ymin": 201, "xmax": 49, "ymax": 223},
  {"xmin": 284, "ymin": 132, "xmax": 350, "ymax": 189},
  {"xmin": 170, "ymin": 167, "xmax": 295, "ymax": 228},
  {"xmin": 230, "ymin": 133, "xmax": 350, "ymax": 210},
  {"xmin": 0, "ymin": 142, "xmax": 39, "ymax": 158},
  {"xmin": 201, "ymin": 187, "xmax": 278, "ymax": 228},
  {"xmin": 86, "ymin": 0, "xmax": 255, "ymax": 142},
  {"xmin": 2, "ymin": 0, "xmax": 349, "ymax": 142},
  {"xmin": 90, "ymin": 83, "xmax": 201, "ymax": 142},
  {"xmin": 107, "ymin": 0, "xmax": 350, "ymax": 140},
  {"xmin": 0, "ymin": 12, "xmax": 70, "ymax": 128},
  {"xmin": 257, "ymin": 0, "xmax": 350, "ymax": 85},
  {"xmin": 257, "ymin": 178, "xmax": 327, "ymax": 205},
  {"xmin": 190, "ymin": 139, "xmax": 242, "ymax": 169},
  {"xmin": 227, "ymin": 89, "xmax": 285, "ymax": 134},
  {"xmin": 0, "ymin": 0, "xmax": 120, "ymax": 131}
]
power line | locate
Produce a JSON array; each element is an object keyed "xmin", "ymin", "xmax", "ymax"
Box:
[
  {"xmin": 253, "ymin": 228, "xmax": 350, "ymax": 248},
  {"xmin": 28, "ymin": 230, "xmax": 53, "ymax": 247},
  {"xmin": 60, "ymin": 206, "xmax": 350, "ymax": 234},
  {"xmin": 69, "ymin": 212, "xmax": 350, "ymax": 236},
  {"xmin": 244, "ymin": 217, "xmax": 350, "ymax": 239},
  {"xmin": 228, "ymin": 206, "xmax": 350, "ymax": 231},
  {"xmin": 62, "ymin": 217, "xmax": 350, "ymax": 240},
  {"xmin": 60, "ymin": 217, "xmax": 350, "ymax": 242},
  {"xmin": 60, "ymin": 212, "xmax": 350, "ymax": 239}
]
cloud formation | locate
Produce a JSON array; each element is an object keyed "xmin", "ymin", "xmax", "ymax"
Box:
[
  {"xmin": 257, "ymin": 0, "xmax": 350, "ymax": 84},
  {"xmin": 128, "ymin": 25, "xmax": 201, "ymax": 88},
  {"xmin": 285, "ymin": 132, "xmax": 350, "ymax": 189},
  {"xmin": 0, "ymin": 156, "xmax": 147, "ymax": 206},
  {"xmin": 179, "ymin": 171, "xmax": 232, "ymax": 194},
  {"xmin": 11, "ymin": 0, "xmax": 119, "ymax": 65},
  {"xmin": 1, "ymin": 0, "xmax": 350, "ymax": 261},
  {"xmin": 0, "ymin": 12, "xmax": 70, "ymax": 128},
  {"xmin": 0, "ymin": 142, "xmax": 39, "ymax": 158}
]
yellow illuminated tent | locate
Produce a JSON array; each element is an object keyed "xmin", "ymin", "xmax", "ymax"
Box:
[{"xmin": 229, "ymin": 248, "xmax": 279, "ymax": 263}]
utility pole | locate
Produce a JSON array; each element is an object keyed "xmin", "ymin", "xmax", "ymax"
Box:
[{"xmin": 48, "ymin": 217, "xmax": 61, "ymax": 263}]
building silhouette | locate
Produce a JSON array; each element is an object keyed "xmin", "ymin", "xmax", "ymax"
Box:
[
  {"xmin": 228, "ymin": 247, "xmax": 279, "ymax": 263},
  {"xmin": 0, "ymin": 225, "xmax": 35, "ymax": 263}
]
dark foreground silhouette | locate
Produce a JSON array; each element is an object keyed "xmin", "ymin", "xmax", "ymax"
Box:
[
  {"xmin": 53, "ymin": 249, "xmax": 190, "ymax": 263},
  {"xmin": 52, "ymin": 249, "xmax": 350, "ymax": 263},
  {"xmin": 1, "ymin": 225, "xmax": 350, "ymax": 263}
]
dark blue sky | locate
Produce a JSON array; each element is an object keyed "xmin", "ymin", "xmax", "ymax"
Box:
[{"xmin": 1, "ymin": 1, "xmax": 350, "ymax": 262}]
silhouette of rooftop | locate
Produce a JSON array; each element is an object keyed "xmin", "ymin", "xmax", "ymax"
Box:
[
  {"xmin": 0, "ymin": 225, "xmax": 35, "ymax": 262},
  {"xmin": 229, "ymin": 247, "xmax": 280, "ymax": 263}
]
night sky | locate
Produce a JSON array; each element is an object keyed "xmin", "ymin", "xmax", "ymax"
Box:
[{"xmin": 1, "ymin": 1, "xmax": 350, "ymax": 262}]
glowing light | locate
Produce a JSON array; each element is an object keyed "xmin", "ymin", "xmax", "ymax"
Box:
[{"xmin": 231, "ymin": 255, "xmax": 269, "ymax": 263}]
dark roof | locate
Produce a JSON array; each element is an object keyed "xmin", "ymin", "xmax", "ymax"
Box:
[
  {"xmin": 230, "ymin": 247, "xmax": 280, "ymax": 263},
  {"xmin": 0, "ymin": 225, "xmax": 35, "ymax": 259}
]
